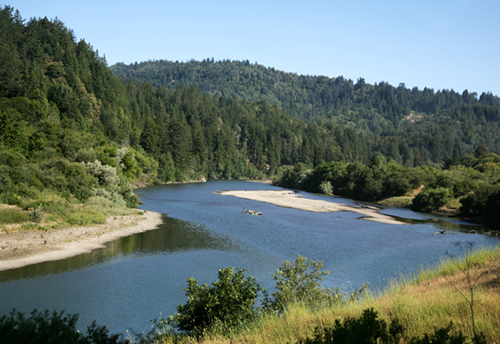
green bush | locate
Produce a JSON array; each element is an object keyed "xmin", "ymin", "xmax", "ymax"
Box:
[
  {"xmin": 269, "ymin": 255, "xmax": 330, "ymax": 310},
  {"xmin": 166, "ymin": 267, "xmax": 265, "ymax": 336},
  {"xmin": 267, "ymin": 255, "xmax": 368, "ymax": 311},
  {"xmin": 28, "ymin": 204, "xmax": 44, "ymax": 223},
  {"xmin": 0, "ymin": 309, "xmax": 123, "ymax": 344},
  {"xmin": 298, "ymin": 308, "xmax": 484, "ymax": 344},
  {"xmin": 37, "ymin": 192, "xmax": 106, "ymax": 226},
  {"xmin": 411, "ymin": 187, "xmax": 454, "ymax": 213},
  {"xmin": 0, "ymin": 208, "xmax": 29, "ymax": 224},
  {"xmin": 65, "ymin": 207, "xmax": 106, "ymax": 226},
  {"xmin": 298, "ymin": 308, "xmax": 403, "ymax": 344},
  {"xmin": 87, "ymin": 196, "xmax": 136, "ymax": 216},
  {"xmin": 319, "ymin": 180, "xmax": 333, "ymax": 194},
  {"xmin": 460, "ymin": 185, "xmax": 500, "ymax": 219}
]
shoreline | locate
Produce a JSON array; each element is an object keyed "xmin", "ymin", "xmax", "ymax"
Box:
[
  {"xmin": 0, "ymin": 211, "xmax": 164, "ymax": 271},
  {"xmin": 219, "ymin": 190, "xmax": 407, "ymax": 225}
]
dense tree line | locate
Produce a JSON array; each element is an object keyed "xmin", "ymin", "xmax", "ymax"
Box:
[
  {"xmin": 112, "ymin": 59, "xmax": 500, "ymax": 165},
  {"xmin": 1, "ymin": 5, "xmax": 499, "ymax": 229},
  {"xmin": 273, "ymin": 147, "xmax": 500, "ymax": 229},
  {"xmin": 0, "ymin": 6, "xmax": 154, "ymax": 223},
  {"xmin": 0, "ymin": 6, "xmax": 404, "ymax": 217}
]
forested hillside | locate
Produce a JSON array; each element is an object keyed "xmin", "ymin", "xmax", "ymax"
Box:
[
  {"xmin": 0, "ymin": 6, "xmax": 396, "ymax": 220},
  {"xmin": 1, "ymin": 5, "xmax": 499, "ymax": 228},
  {"xmin": 111, "ymin": 59, "xmax": 500, "ymax": 164}
]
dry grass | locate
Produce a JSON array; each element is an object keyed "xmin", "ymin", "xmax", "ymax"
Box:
[{"xmin": 147, "ymin": 246, "xmax": 500, "ymax": 344}]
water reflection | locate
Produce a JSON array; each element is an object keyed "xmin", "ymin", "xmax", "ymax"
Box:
[
  {"xmin": 0, "ymin": 215, "xmax": 237, "ymax": 283},
  {"xmin": 0, "ymin": 180, "xmax": 498, "ymax": 336}
]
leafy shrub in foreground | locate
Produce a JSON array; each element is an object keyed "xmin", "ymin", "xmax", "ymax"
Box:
[
  {"xmin": 268, "ymin": 255, "xmax": 369, "ymax": 311},
  {"xmin": 0, "ymin": 309, "xmax": 123, "ymax": 344},
  {"xmin": 298, "ymin": 308, "xmax": 403, "ymax": 344},
  {"xmin": 298, "ymin": 308, "xmax": 484, "ymax": 344},
  {"xmin": 166, "ymin": 267, "xmax": 265, "ymax": 336}
]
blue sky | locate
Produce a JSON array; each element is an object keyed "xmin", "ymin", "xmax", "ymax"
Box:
[{"xmin": 7, "ymin": 0, "xmax": 500, "ymax": 96}]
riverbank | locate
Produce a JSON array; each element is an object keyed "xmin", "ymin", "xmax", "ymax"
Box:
[
  {"xmin": 219, "ymin": 190, "xmax": 407, "ymax": 225},
  {"xmin": 0, "ymin": 210, "xmax": 163, "ymax": 271},
  {"xmin": 145, "ymin": 245, "xmax": 500, "ymax": 344}
]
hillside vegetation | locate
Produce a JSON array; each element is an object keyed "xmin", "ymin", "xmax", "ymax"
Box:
[
  {"xmin": 111, "ymin": 59, "xmax": 500, "ymax": 165},
  {"xmin": 1, "ymin": 6, "xmax": 500, "ymax": 344},
  {"xmin": 1, "ymin": 5, "xmax": 500, "ymax": 229}
]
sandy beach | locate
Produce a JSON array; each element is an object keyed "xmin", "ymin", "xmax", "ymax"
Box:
[
  {"xmin": 219, "ymin": 190, "xmax": 407, "ymax": 225},
  {"xmin": 0, "ymin": 211, "xmax": 164, "ymax": 271}
]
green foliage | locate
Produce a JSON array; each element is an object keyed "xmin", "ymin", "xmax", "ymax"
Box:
[
  {"xmin": 299, "ymin": 308, "xmax": 403, "ymax": 344},
  {"xmin": 409, "ymin": 323, "xmax": 485, "ymax": 344},
  {"xmin": 28, "ymin": 204, "xmax": 44, "ymax": 223},
  {"xmin": 411, "ymin": 187, "xmax": 454, "ymax": 213},
  {"xmin": 167, "ymin": 267, "xmax": 265, "ymax": 336},
  {"xmin": 299, "ymin": 308, "xmax": 484, "ymax": 344},
  {"xmin": 0, "ymin": 309, "xmax": 123, "ymax": 344},
  {"xmin": 0, "ymin": 207, "xmax": 29, "ymax": 224},
  {"xmin": 112, "ymin": 59, "xmax": 500, "ymax": 164},
  {"xmin": 32, "ymin": 191, "xmax": 106, "ymax": 226},
  {"xmin": 269, "ymin": 255, "xmax": 330, "ymax": 310},
  {"xmin": 267, "ymin": 255, "xmax": 368, "ymax": 311},
  {"xmin": 460, "ymin": 185, "xmax": 500, "ymax": 229},
  {"xmin": 319, "ymin": 180, "xmax": 333, "ymax": 194},
  {"xmin": 86, "ymin": 196, "xmax": 137, "ymax": 216}
]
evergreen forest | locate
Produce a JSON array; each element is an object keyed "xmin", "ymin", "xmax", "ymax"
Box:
[
  {"xmin": 1, "ymin": 6, "xmax": 500, "ymax": 344},
  {"xmin": 111, "ymin": 59, "xmax": 500, "ymax": 164},
  {"xmin": 0, "ymin": 5, "xmax": 499, "ymax": 228}
]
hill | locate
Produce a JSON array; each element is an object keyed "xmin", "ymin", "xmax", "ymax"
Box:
[
  {"xmin": 1, "ymin": 5, "xmax": 499, "ymax": 229},
  {"xmin": 0, "ymin": 5, "xmax": 391, "ymax": 223},
  {"xmin": 111, "ymin": 59, "xmax": 500, "ymax": 164}
]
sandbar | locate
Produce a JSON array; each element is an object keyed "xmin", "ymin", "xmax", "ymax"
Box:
[
  {"xmin": 219, "ymin": 190, "xmax": 406, "ymax": 225},
  {"xmin": 0, "ymin": 211, "xmax": 163, "ymax": 271}
]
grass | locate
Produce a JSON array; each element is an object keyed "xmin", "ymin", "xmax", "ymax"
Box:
[
  {"xmin": 0, "ymin": 192, "xmax": 141, "ymax": 230},
  {"xmin": 0, "ymin": 207, "xmax": 29, "ymax": 224},
  {"xmin": 376, "ymin": 195, "xmax": 414, "ymax": 208},
  {"xmin": 142, "ymin": 245, "xmax": 500, "ymax": 344}
]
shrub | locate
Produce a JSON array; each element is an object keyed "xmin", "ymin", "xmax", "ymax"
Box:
[
  {"xmin": 267, "ymin": 255, "xmax": 369, "ymax": 311},
  {"xmin": 166, "ymin": 267, "xmax": 265, "ymax": 336},
  {"xmin": 411, "ymin": 187, "xmax": 454, "ymax": 213},
  {"xmin": 299, "ymin": 308, "xmax": 403, "ymax": 344},
  {"xmin": 28, "ymin": 204, "xmax": 44, "ymax": 223},
  {"xmin": 0, "ymin": 309, "xmax": 123, "ymax": 344},
  {"xmin": 269, "ymin": 255, "xmax": 329, "ymax": 310},
  {"xmin": 298, "ymin": 308, "xmax": 483, "ymax": 344},
  {"xmin": 460, "ymin": 185, "xmax": 500, "ymax": 226},
  {"xmin": 86, "ymin": 196, "xmax": 136, "ymax": 216},
  {"xmin": 84, "ymin": 160, "xmax": 120, "ymax": 188},
  {"xmin": 0, "ymin": 208, "xmax": 29, "ymax": 224},
  {"xmin": 319, "ymin": 180, "xmax": 333, "ymax": 194}
]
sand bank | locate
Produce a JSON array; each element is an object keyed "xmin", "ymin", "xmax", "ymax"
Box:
[
  {"xmin": 219, "ymin": 190, "xmax": 406, "ymax": 225},
  {"xmin": 0, "ymin": 211, "xmax": 163, "ymax": 271}
]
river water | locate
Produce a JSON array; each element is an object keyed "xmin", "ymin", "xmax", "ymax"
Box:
[{"xmin": 0, "ymin": 180, "xmax": 498, "ymax": 336}]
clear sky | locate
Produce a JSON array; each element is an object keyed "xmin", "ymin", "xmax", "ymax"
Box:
[{"xmin": 6, "ymin": 0, "xmax": 500, "ymax": 96}]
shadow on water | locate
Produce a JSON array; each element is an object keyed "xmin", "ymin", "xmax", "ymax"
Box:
[
  {"xmin": 0, "ymin": 181, "xmax": 498, "ymax": 336},
  {"xmin": 0, "ymin": 215, "xmax": 237, "ymax": 283},
  {"xmin": 377, "ymin": 213, "xmax": 492, "ymax": 234}
]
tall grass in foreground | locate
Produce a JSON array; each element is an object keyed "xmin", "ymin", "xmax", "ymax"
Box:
[{"xmin": 145, "ymin": 245, "xmax": 500, "ymax": 344}]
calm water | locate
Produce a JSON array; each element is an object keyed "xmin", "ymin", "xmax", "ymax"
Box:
[{"xmin": 0, "ymin": 180, "xmax": 498, "ymax": 336}]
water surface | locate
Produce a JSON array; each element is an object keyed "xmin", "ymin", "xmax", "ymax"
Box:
[{"xmin": 0, "ymin": 180, "xmax": 497, "ymax": 335}]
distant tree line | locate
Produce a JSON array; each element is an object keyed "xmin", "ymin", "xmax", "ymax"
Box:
[
  {"xmin": 1, "ymin": 5, "xmax": 499, "ymax": 230},
  {"xmin": 273, "ymin": 146, "xmax": 500, "ymax": 229},
  {"xmin": 111, "ymin": 60, "xmax": 500, "ymax": 165}
]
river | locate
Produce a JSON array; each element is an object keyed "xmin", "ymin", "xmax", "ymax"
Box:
[{"xmin": 0, "ymin": 180, "xmax": 498, "ymax": 336}]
